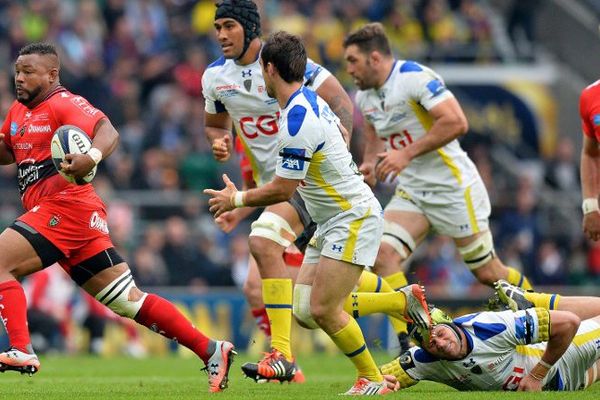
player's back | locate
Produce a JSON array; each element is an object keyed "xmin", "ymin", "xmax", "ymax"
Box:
[{"xmin": 277, "ymin": 87, "xmax": 373, "ymax": 224}]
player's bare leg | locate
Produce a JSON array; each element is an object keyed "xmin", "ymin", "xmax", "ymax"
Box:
[
  {"xmin": 242, "ymin": 202, "xmax": 304, "ymax": 382},
  {"xmin": 455, "ymin": 231, "xmax": 533, "ymax": 290},
  {"xmin": 371, "ymin": 210, "xmax": 429, "ymax": 354},
  {"xmin": 81, "ymin": 262, "xmax": 235, "ymax": 393}
]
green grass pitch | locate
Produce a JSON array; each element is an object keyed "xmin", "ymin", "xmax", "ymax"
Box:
[{"xmin": 1, "ymin": 352, "xmax": 599, "ymax": 399}]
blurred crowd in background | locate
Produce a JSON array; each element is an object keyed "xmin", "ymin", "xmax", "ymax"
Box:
[{"xmin": 0, "ymin": 0, "xmax": 595, "ymax": 310}]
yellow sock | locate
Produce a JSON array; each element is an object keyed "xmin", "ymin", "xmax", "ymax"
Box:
[
  {"xmin": 344, "ymin": 292, "xmax": 405, "ymax": 321},
  {"xmin": 356, "ymin": 270, "xmax": 392, "ymax": 293},
  {"xmin": 384, "ymin": 272, "xmax": 409, "ymax": 336},
  {"xmin": 524, "ymin": 292, "xmax": 561, "ymax": 310},
  {"xmin": 506, "ymin": 267, "xmax": 533, "ymax": 290},
  {"xmin": 262, "ymin": 278, "xmax": 293, "ymax": 360},
  {"xmin": 330, "ymin": 318, "xmax": 382, "ymax": 382},
  {"xmin": 384, "ymin": 271, "xmax": 408, "ymax": 289}
]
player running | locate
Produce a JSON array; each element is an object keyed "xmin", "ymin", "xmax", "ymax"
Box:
[
  {"xmin": 343, "ymin": 23, "xmax": 534, "ymax": 297},
  {"xmin": 0, "ymin": 43, "xmax": 235, "ymax": 393},
  {"xmin": 205, "ymin": 31, "xmax": 438, "ymax": 395},
  {"xmin": 202, "ymin": 0, "xmax": 355, "ymax": 382},
  {"xmin": 380, "ymin": 281, "xmax": 600, "ymax": 392}
]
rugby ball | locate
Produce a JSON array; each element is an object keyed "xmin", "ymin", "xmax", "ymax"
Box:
[{"xmin": 50, "ymin": 125, "xmax": 97, "ymax": 184}]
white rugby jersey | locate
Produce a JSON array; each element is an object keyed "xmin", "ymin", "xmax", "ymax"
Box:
[
  {"xmin": 355, "ymin": 60, "xmax": 479, "ymax": 191},
  {"xmin": 275, "ymin": 86, "xmax": 374, "ymax": 224},
  {"xmin": 202, "ymin": 52, "xmax": 330, "ymax": 186},
  {"xmin": 400, "ymin": 308, "xmax": 587, "ymax": 391}
]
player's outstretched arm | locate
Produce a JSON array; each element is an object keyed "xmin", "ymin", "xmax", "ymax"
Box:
[
  {"xmin": 316, "ymin": 76, "xmax": 354, "ymax": 142},
  {"xmin": 518, "ymin": 310, "xmax": 580, "ymax": 391},
  {"xmin": 581, "ymin": 135, "xmax": 600, "ymax": 240},
  {"xmin": 205, "ymin": 111, "xmax": 234, "ymax": 162},
  {"xmin": 205, "ymin": 174, "xmax": 298, "ymax": 218}
]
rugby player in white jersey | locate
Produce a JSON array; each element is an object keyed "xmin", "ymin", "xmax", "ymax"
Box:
[
  {"xmin": 343, "ymin": 23, "xmax": 534, "ymax": 293},
  {"xmin": 205, "ymin": 31, "xmax": 441, "ymax": 394},
  {"xmin": 202, "ymin": 0, "xmax": 354, "ymax": 382},
  {"xmin": 380, "ymin": 281, "xmax": 600, "ymax": 392}
]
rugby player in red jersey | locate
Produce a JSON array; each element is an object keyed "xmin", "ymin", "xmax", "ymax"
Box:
[
  {"xmin": 579, "ymin": 79, "xmax": 600, "ymax": 241},
  {"xmin": 0, "ymin": 43, "xmax": 235, "ymax": 393}
]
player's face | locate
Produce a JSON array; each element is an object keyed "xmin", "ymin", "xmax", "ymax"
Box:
[
  {"xmin": 260, "ymin": 58, "xmax": 275, "ymax": 98},
  {"xmin": 422, "ymin": 325, "xmax": 463, "ymax": 360},
  {"xmin": 14, "ymin": 54, "xmax": 55, "ymax": 106},
  {"xmin": 344, "ymin": 44, "xmax": 377, "ymax": 90},
  {"xmin": 214, "ymin": 18, "xmax": 245, "ymax": 59}
]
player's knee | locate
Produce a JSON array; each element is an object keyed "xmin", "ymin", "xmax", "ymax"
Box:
[
  {"xmin": 374, "ymin": 243, "xmax": 404, "ymax": 274},
  {"xmin": 292, "ymin": 284, "xmax": 319, "ymax": 329},
  {"xmin": 457, "ymin": 231, "xmax": 496, "ymax": 278},
  {"xmin": 95, "ymin": 270, "xmax": 147, "ymax": 318},
  {"xmin": 248, "ymin": 236, "xmax": 283, "ymax": 262},
  {"xmin": 380, "ymin": 221, "xmax": 414, "ymax": 262},
  {"xmin": 249, "ymin": 212, "xmax": 296, "ymax": 258},
  {"xmin": 242, "ymin": 278, "xmax": 262, "ymax": 305}
]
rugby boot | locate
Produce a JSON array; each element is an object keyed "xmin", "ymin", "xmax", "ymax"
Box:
[
  {"xmin": 203, "ymin": 340, "xmax": 236, "ymax": 393},
  {"xmin": 342, "ymin": 376, "xmax": 399, "ymax": 395},
  {"xmin": 241, "ymin": 349, "xmax": 296, "ymax": 383},
  {"xmin": 0, "ymin": 347, "xmax": 40, "ymax": 376},
  {"xmin": 494, "ymin": 279, "xmax": 534, "ymax": 312},
  {"xmin": 400, "ymin": 284, "xmax": 432, "ymax": 328}
]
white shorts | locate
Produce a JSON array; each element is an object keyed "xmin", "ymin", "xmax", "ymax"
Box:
[
  {"xmin": 304, "ymin": 198, "xmax": 383, "ymax": 267},
  {"xmin": 552, "ymin": 319, "xmax": 600, "ymax": 391},
  {"xmin": 385, "ymin": 177, "xmax": 491, "ymax": 238}
]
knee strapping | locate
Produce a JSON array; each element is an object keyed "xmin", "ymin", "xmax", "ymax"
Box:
[
  {"xmin": 250, "ymin": 211, "xmax": 297, "ymax": 248},
  {"xmin": 292, "ymin": 284, "xmax": 319, "ymax": 329},
  {"xmin": 381, "ymin": 221, "xmax": 416, "ymax": 260},
  {"xmin": 457, "ymin": 231, "xmax": 495, "ymax": 270},
  {"xmin": 95, "ymin": 270, "xmax": 147, "ymax": 318}
]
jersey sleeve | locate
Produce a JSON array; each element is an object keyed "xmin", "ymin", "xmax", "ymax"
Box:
[
  {"xmin": 304, "ymin": 59, "xmax": 331, "ymax": 91},
  {"xmin": 402, "ymin": 63, "xmax": 454, "ymax": 111},
  {"xmin": 52, "ymin": 95, "xmax": 106, "ymax": 138},
  {"xmin": 580, "ymin": 87, "xmax": 600, "ymax": 139},
  {"xmin": 1, "ymin": 107, "xmax": 14, "ymax": 149},
  {"xmin": 401, "ymin": 348, "xmax": 442, "ymax": 382},
  {"xmin": 482, "ymin": 308, "xmax": 550, "ymax": 347},
  {"xmin": 275, "ymin": 105, "xmax": 318, "ymax": 180},
  {"xmin": 202, "ymin": 69, "xmax": 226, "ymax": 114}
]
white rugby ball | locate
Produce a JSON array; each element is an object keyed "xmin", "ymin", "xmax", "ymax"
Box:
[{"xmin": 50, "ymin": 125, "xmax": 97, "ymax": 184}]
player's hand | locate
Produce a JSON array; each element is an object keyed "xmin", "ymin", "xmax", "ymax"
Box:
[
  {"xmin": 204, "ymin": 174, "xmax": 239, "ymax": 218},
  {"xmin": 215, "ymin": 209, "xmax": 243, "ymax": 233},
  {"xmin": 583, "ymin": 212, "xmax": 600, "ymax": 241},
  {"xmin": 517, "ymin": 374, "xmax": 543, "ymax": 391},
  {"xmin": 61, "ymin": 153, "xmax": 96, "ymax": 178},
  {"xmin": 359, "ymin": 162, "xmax": 377, "ymax": 188},
  {"xmin": 375, "ymin": 149, "xmax": 411, "ymax": 182},
  {"xmin": 211, "ymin": 135, "xmax": 232, "ymax": 162}
]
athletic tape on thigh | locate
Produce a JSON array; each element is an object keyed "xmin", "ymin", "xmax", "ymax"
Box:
[
  {"xmin": 457, "ymin": 230, "xmax": 495, "ymax": 270},
  {"xmin": 94, "ymin": 270, "xmax": 147, "ymax": 318},
  {"xmin": 292, "ymin": 284, "xmax": 319, "ymax": 329},
  {"xmin": 250, "ymin": 211, "xmax": 297, "ymax": 247},
  {"xmin": 381, "ymin": 220, "xmax": 416, "ymax": 260}
]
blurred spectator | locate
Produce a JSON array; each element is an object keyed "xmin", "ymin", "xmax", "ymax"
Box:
[
  {"xmin": 544, "ymin": 136, "xmax": 580, "ymax": 192},
  {"xmin": 506, "ymin": 0, "xmax": 542, "ymax": 61}
]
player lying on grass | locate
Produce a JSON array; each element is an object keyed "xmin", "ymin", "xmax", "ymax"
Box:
[{"xmin": 380, "ymin": 280, "xmax": 600, "ymax": 391}]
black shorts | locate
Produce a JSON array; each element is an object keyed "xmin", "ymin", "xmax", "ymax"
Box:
[{"xmin": 288, "ymin": 192, "xmax": 316, "ymax": 253}]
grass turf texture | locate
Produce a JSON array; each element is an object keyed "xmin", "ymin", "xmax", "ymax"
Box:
[{"xmin": 1, "ymin": 352, "xmax": 599, "ymax": 399}]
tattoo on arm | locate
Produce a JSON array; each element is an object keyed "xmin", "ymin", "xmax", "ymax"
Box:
[{"xmin": 328, "ymin": 95, "xmax": 354, "ymax": 137}]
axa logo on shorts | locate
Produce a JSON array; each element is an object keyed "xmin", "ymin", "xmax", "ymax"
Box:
[{"xmin": 90, "ymin": 211, "xmax": 109, "ymax": 234}]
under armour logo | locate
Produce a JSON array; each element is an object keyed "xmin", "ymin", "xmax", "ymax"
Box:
[
  {"xmin": 332, "ymin": 244, "xmax": 343, "ymax": 252},
  {"xmin": 241, "ymin": 69, "xmax": 252, "ymax": 78}
]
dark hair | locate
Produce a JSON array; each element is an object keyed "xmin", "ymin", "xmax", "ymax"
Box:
[
  {"xmin": 19, "ymin": 43, "xmax": 58, "ymax": 57},
  {"xmin": 215, "ymin": 0, "xmax": 261, "ymax": 59},
  {"xmin": 261, "ymin": 31, "xmax": 306, "ymax": 83},
  {"xmin": 343, "ymin": 22, "xmax": 391, "ymax": 56}
]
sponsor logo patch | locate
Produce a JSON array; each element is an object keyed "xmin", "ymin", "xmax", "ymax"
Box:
[
  {"xmin": 48, "ymin": 215, "xmax": 60, "ymax": 227},
  {"xmin": 426, "ymin": 79, "xmax": 446, "ymax": 97},
  {"xmin": 89, "ymin": 211, "xmax": 109, "ymax": 234},
  {"xmin": 593, "ymin": 114, "xmax": 600, "ymax": 126},
  {"xmin": 280, "ymin": 148, "xmax": 306, "ymax": 171},
  {"xmin": 71, "ymin": 96, "xmax": 100, "ymax": 116},
  {"xmin": 10, "ymin": 122, "xmax": 18, "ymax": 136}
]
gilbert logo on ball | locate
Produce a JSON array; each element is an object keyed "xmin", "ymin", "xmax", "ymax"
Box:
[{"xmin": 50, "ymin": 125, "xmax": 97, "ymax": 185}]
